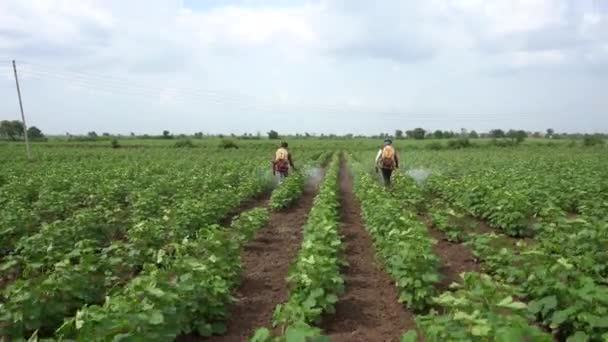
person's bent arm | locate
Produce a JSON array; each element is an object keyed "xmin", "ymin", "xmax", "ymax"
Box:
[
  {"xmin": 375, "ymin": 149, "xmax": 382, "ymax": 172},
  {"xmin": 375, "ymin": 149, "xmax": 382, "ymax": 165}
]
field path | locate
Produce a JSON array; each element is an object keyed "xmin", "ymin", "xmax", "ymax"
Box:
[
  {"xmin": 322, "ymin": 159, "xmax": 415, "ymax": 342},
  {"xmin": 204, "ymin": 177, "xmax": 323, "ymax": 342}
]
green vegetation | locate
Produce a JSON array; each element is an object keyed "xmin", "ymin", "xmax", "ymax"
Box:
[
  {"xmin": 273, "ymin": 153, "xmax": 342, "ymax": 328},
  {"xmin": 0, "ymin": 138, "xmax": 606, "ymax": 341}
]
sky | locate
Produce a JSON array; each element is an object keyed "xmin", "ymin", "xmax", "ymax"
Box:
[{"xmin": 0, "ymin": 0, "xmax": 607, "ymax": 135}]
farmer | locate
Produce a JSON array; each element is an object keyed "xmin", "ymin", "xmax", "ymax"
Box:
[
  {"xmin": 273, "ymin": 141, "xmax": 296, "ymax": 180},
  {"xmin": 375, "ymin": 138, "xmax": 399, "ymax": 187}
]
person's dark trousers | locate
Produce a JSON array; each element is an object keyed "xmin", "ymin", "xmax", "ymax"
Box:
[{"xmin": 381, "ymin": 168, "xmax": 393, "ymax": 187}]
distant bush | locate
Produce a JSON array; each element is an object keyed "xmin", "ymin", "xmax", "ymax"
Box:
[
  {"xmin": 111, "ymin": 139, "xmax": 120, "ymax": 149},
  {"xmin": 490, "ymin": 139, "xmax": 519, "ymax": 147},
  {"xmin": 447, "ymin": 138, "xmax": 473, "ymax": 149},
  {"xmin": 175, "ymin": 139, "xmax": 194, "ymax": 148},
  {"xmin": 219, "ymin": 139, "xmax": 238, "ymax": 149},
  {"xmin": 582, "ymin": 134, "xmax": 605, "ymax": 147},
  {"xmin": 426, "ymin": 141, "xmax": 444, "ymax": 150}
]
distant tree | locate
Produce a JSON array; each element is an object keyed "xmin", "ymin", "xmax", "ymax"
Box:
[
  {"xmin": 469, "ymin": 130, "xmax": 479, "ymax": 139},
  {"xmin": 194, "ymin": 132, "xmax": 203, "ymax": 139},
  {"xmin": 102, "ymin": 132, "xmax": 110, "ymax": 137},
  {"xmin": 444, "ymin": 131, "xmax": 455, "ymax": 139},
  {"xmin": 267, "ymin": 130, "xmax": 280, "ymax": 139},
  {"xmin": 304, "ymin": 132, "xmax": 311, "ymax": 138},
  {"xmin": 433, "ymin": 130, "xmax": 444, "ymax": 139},
  {"xmin": 489, "ymin": 129, "xmax": 506, "ymax": 138},
  {"xmin": 0, "ymin": 120, "xmax": 25, "ymax": 140},
  {"xmin": 27, "ymin": 126, "xmax": 44, "ymax": 140},
  {"xmin": 345, "ymin": 133, "xmax": 354, "ymax": 139},
  {"xmin": 407, "ymin": 127, "xmax": 426, "ymax": 140},
  {"xmin": 130, "ymin": 132, "xmax": 135, "ymax": 137},
  {"xmin": 506, "ymin": 129, "xmax": 527, "ymax": 143},
  {"xmin": 532, "ymin": 131, "xmax": 542, "ymax": 138},
  {"xmin": 582, "ymin": 134, "xmax": 605, "ymax": 147},
  {"xmin": 162, "ymin": 130, "xmax": 173, "ymax": 139},
  {"xmin": 87, "ymin": 131, "xmax": 98, "ymax": 139},
  {"xmin": 546, "ymin": 128, "xmax": 554, "ymax": 138},
  {"xmin": 460, "ymin": 128, "xmax": 468, "ymax": 137},
  {"xmin": 395, "ymin": 129, "xmax": 404, "ymax": 139}
]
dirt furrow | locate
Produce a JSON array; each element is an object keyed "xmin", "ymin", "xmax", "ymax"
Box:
[
  {"xmin": 420, "ymin": 215, "xmax": 480, "ymax": 292},
  {"xmin": 322, "ymin": 160, "xmax": 415, "ymax": 342},
  {"xmin": 203, "ymin": 180, "xmax": 322, "ymax": 342}
]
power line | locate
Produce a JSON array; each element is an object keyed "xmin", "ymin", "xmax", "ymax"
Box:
[{"xmin": 8, "ymin": 61, "xmax": 540, "ymax": 122}]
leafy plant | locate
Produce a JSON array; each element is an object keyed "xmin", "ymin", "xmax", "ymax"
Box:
[
  {"xmin": 408, "ymin": 272, "xmax": 552, "ymax": 341},
  {"xmin": 269, "ymin": 172, "xmax": 305, "ymax": 210},
  {"xmin": 273, "ymin": 153, "xmax": 343, "ymax": 328}
]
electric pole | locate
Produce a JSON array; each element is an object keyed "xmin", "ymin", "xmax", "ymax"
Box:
[{"xmin": 12, "ymin": 60, "xmax": 32, "ymax": 160}]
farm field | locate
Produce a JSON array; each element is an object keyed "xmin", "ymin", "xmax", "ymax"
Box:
[{"xmin": 0, "ymin": 140, "xmax": 607, "ymax": 342}]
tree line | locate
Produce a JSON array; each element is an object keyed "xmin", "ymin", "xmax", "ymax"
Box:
[
  {"xmin": 1, "ymin": 122, "xmax": 606, "ymax": 143},
  {"xmin": 0, "ymin": 120, "xmax": 45, "ymax": 141}
]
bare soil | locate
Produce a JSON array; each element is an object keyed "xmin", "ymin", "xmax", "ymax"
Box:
[
  {"xmin": 421, "ymin": 215, "xmax": 480, "ymax": 292},
  {"xmin": 203, "ymin": 181, "xmax": 321, "ymax": 342},
  {"xmin": 322, "ymin": 159, "xmax": 416, "ymax": 342}
]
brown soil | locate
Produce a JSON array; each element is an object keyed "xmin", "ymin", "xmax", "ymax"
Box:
[
  {"xmin": 203, "ymin": 181, "xmax": 321, "ymax": 342},
  {"xmin": 322, "ymin": 159, "xmax": 416, "ymax": 342},
  {"xmin": 421, "ymin": 215, "xmax": 480, "ymax": 292}
]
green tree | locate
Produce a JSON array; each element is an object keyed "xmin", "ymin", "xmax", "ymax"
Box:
[
  {"xmin": 469, "ymin": 130, "xmax": 479, "ymax": 139},
  {"xmin": 0, "ymin": 120, "xmax": 24, "ymax": 141},
  {"xmin": 489, "ymin": 129, "xmax": 506, "ymax": 138},
  {"xmin": 88, "ymin": 131, "xmax": 98, "ymax": 139},
  {"xmin": 407, "ymin": 127, "xmax": 426, "ymax": 140},
  {"xmin": 546, "ymin": 128, "xmax": 554, "ymax": 138},
  {"xmin": 27, "ymin": 126, "xmax": 44, "ymax": 140},
  {"xmin": 444, "ymin": 131, "xmax": 455, "ymax": 139},
  {"xmin": 506, "ymin": 129, "xmax": 527, "ymax": 143},
  {"xmin": 395, "ymin": 129, "xmax": 404, "ymax": 139},
  {"xmin": 162, "ymin": 130, "xmax": 173, "ymax": 139},
  {"xmin": 267, "ymin": 130, "xmax": 280, "ymax": 139},
  {"xmin": 433, "ymin": 130, "xmax": 444, "ymax": 139},
  {"xmin": 582, "ymin": 134, "xmax": 605, "ymax": 146}
]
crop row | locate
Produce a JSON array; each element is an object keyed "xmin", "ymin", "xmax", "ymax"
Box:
[
  {"xmin": 273, "ymin": 153, "xmax": 342, "ymax": 328},
  {"xmin": 0, "ymin": 149, "xmax": 290, "ymax": 339},
  {"xmin": 251, "ymin": 153, "xmax": 341, "ymax": 341},
  {"xmin": 381, "ymin": 172, "xmax": 554, "ymax": 341},
  {"xmin": 393, "ymin": 171, "xmax": 606, "ymax": 341},
  {"xmin": 0, "ymin": 164, "xmax": 272, "ymax": 338},
  {"xmin": 416, "ymin": 149, "xmax": 608, "ymax": 236},
  {"xmin": 468, "ymin": 222, "xmax": 608, "ymax": 341},
  {"xmin": 58, "ymin": 208, "xmax": 270, "ymax": 340},
  {"xmin": 349, "ymin": 158, "xmax": 440, "ymax": 312}
]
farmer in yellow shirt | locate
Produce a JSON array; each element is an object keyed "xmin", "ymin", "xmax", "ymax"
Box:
[
  {"xmin": 273, "ymin": 141, "xmax": 296, "ymax": 180},
  {"xmin": 375, "ymin": 138, "xmax": 399, "ymax": 187}
]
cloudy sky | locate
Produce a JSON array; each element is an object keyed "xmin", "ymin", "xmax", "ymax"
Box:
[{"xmin": 0, "ymin": 0, "xmax": 607, "ymax": 135}]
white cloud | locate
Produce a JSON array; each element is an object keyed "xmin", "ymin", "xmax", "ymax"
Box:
[{"xmin": 0, "ymin": 0, "xmax": 607, "ymax": 134}]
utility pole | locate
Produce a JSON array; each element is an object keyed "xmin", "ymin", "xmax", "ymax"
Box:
[{"xmin": 12, "ymin": 60, "xmax": 32, "ymax": 160}]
